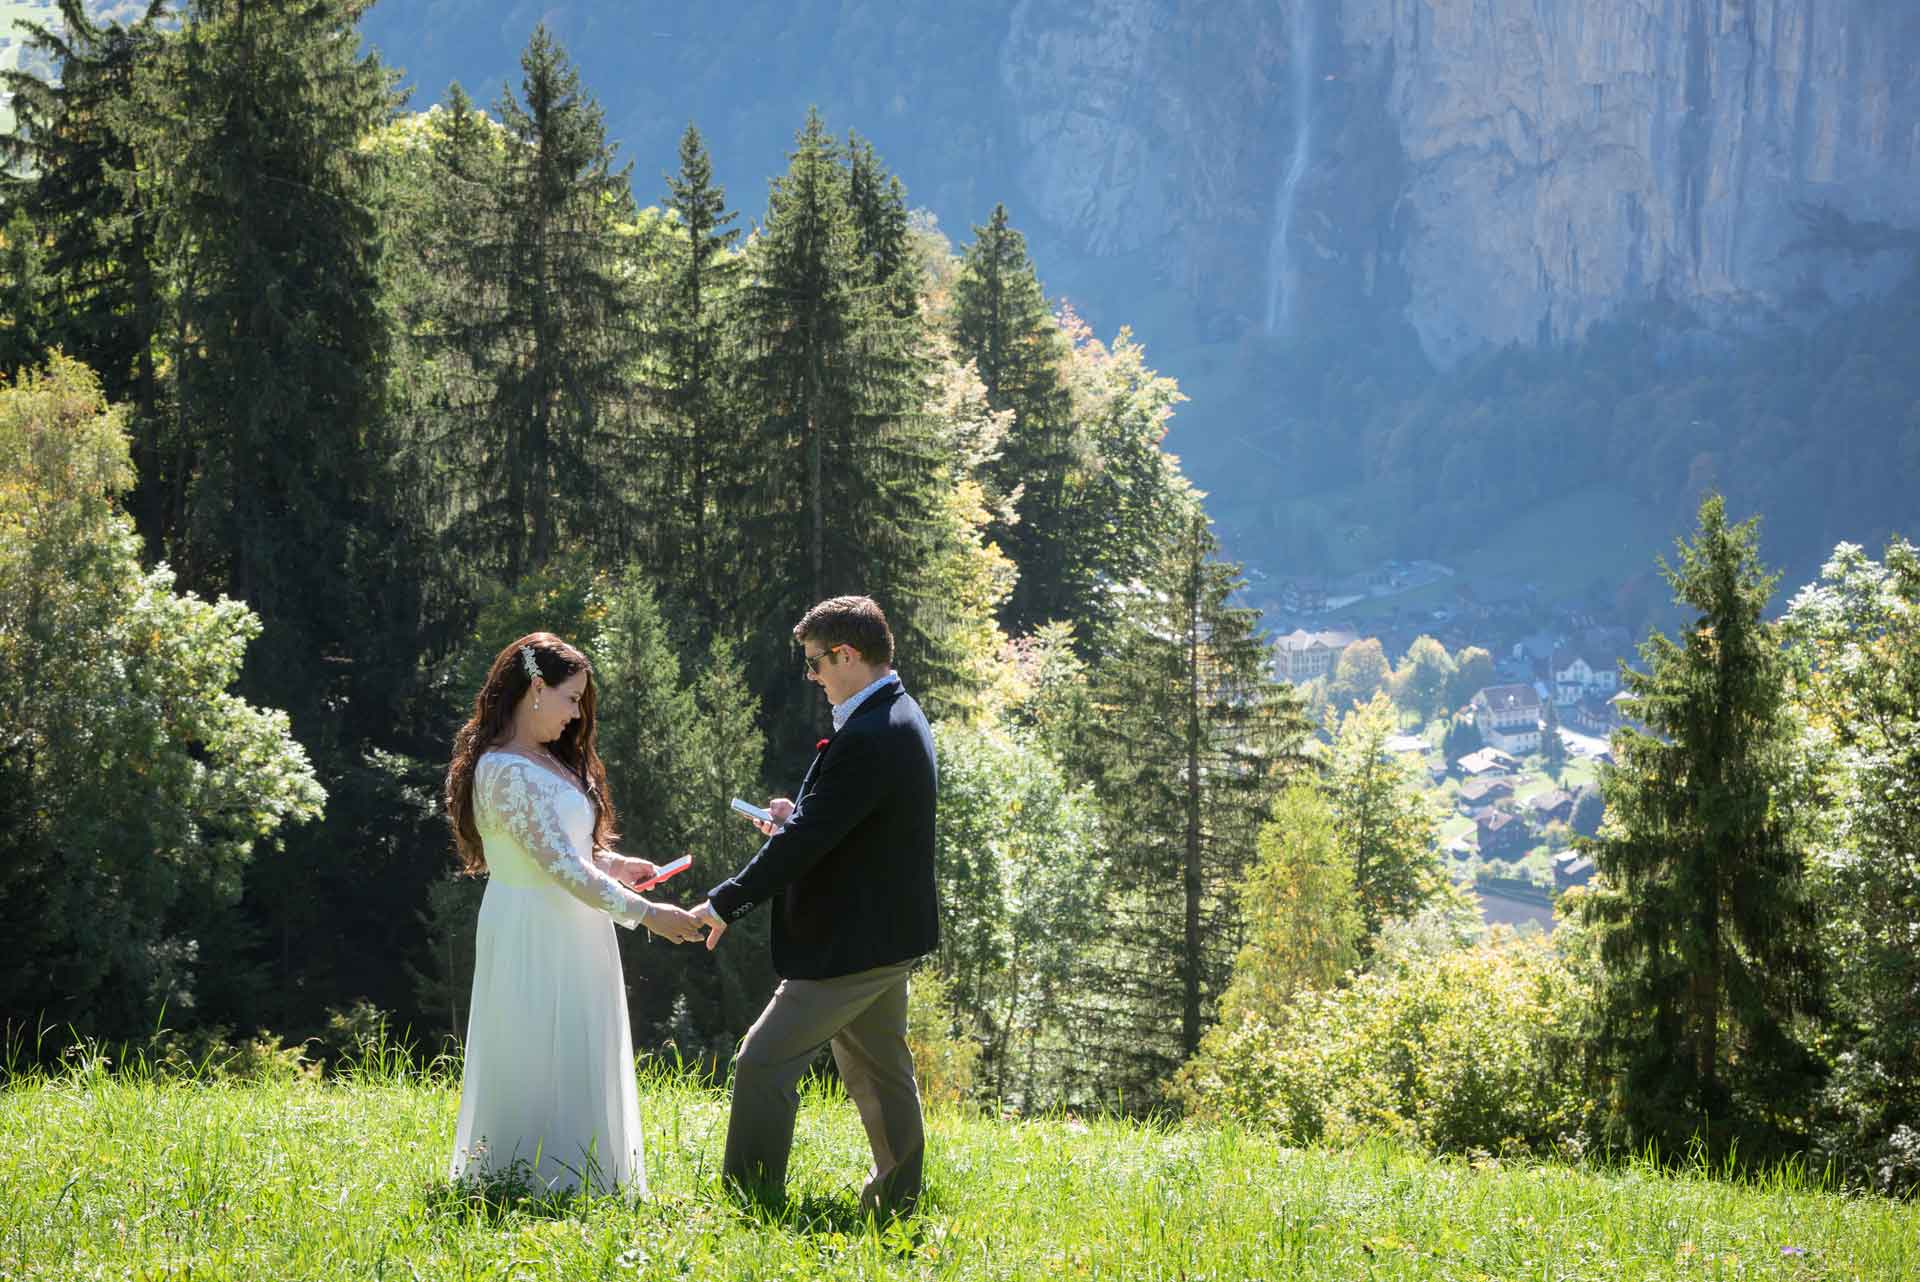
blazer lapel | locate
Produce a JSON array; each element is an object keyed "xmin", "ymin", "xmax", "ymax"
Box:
[{"xmin": 797, "ymin": 678, "xmax": 902, "ymax": 802}]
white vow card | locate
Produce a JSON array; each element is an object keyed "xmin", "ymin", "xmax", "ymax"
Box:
[{"xmin": 729, "ymin": 797, "xmax": 782, "ymax": 828}]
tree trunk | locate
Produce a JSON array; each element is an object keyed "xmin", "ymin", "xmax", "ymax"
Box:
[{"xmin": 1182, "ymin": 531, "xmax": 1205, "ymax": 1057}]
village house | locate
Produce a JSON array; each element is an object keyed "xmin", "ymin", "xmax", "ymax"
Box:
[
  {"xmin": 1471, "ymin": 683, "xmax": 1543, "ymax": 753},
  {"xmin": 1456, "ymin": 746, "xmax": 1517, "ymax": 777},
  {"xmin": 1457, "ymin": 777, "xmax": 1514, "ymax": 809},
  {"xmin": 1477, "ymin": 810, "xmax": 1532, "ymax": 860},
  {"xmin": 1528, "ymin": 788, "xmax": 1576, "ymax": 826},
  {"xmin": 1549, "ymin": 630, "xmax": 1629, "ymax": 707},
  {"xmin": 1553, "ymin": 851, "xmax": 1596, "ymax": 891},
  {"xmin": 1274, "ymin": 628, "xmax": 1358, "ymax": 683},
  {"xmin": 1569, "ymin": 695, "xmax": 1618, "ymax": 735},
  {"xmin": 1279, "ymin": 577, "xmax": 1329, "ymax": 613}
]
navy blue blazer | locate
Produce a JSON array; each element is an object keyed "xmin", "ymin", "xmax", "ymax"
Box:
[{"xmin": 705, "ymin": 676, "xmax": 940, "ymax": 980}]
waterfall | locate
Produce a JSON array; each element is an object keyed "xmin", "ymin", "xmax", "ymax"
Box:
[{"xmin": 1264, "ymin": 0, "xmax": 1315, "ymax": 337}]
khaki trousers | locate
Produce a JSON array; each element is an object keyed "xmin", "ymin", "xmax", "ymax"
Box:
[{"xmin": 722, "ymin": 959, "xmax": 924, "ymax": 1214}]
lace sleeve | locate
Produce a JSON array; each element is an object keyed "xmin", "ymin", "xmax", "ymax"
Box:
[{"xmin": 477, "ymin": 756, "xmax": 652, "ymax": 930}]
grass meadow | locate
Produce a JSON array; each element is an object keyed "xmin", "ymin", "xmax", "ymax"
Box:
[{"xmin": 1, "ymin": 1054, "xmax": 1914, "ymax": 1281}]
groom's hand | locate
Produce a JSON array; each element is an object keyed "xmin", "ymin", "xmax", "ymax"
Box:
[
  {"xmin": 754, "ymin": 797, "xmax": 795, "ymax": 836},
  {"xmin": 692, "ymin": 901, "xmax": 727, "ymax": 951}
]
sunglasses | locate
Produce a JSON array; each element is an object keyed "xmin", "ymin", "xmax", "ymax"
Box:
[{"xmin": 802, "ymin": 645, "xmax": 842, "ymax": 674}]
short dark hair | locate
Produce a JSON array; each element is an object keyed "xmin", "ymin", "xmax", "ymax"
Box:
[{"xmin": 794, "ymin": 595, "xmax": 894, "ymax": 666}]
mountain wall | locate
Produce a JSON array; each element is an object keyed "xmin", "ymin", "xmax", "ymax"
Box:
[
  {"xmin": 346, "ymin": 1, "xmax": 1920, "ymax": 365},
  {"xmin": 1000, "ymin": 0, "xmax": 1920, "ymax": 364}
]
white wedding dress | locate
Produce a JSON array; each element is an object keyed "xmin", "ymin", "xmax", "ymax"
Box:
[{"xmin": 450, "ymin": 750, "xmax": 651, "ymax": 1196}]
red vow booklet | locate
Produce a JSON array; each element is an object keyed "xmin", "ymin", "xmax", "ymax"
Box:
[{"xmin": 633, "ymin": 854, "xmax": 691, "ymax": 891}]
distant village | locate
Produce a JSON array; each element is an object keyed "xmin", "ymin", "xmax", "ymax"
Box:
[{"xmin": 1262, "ymin": 557, "xmax": 1643, "ymax": 932}]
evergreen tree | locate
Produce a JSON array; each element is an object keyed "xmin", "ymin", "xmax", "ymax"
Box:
[
  {"xmin": 487, "ymin": 28, "xmax": 646, "ymax": 578},
  {"xmin": 645, "ymin": 123, "xmax": 743, "ymax": 635},
  {"xmin": 1541, "ymin": 695, "xmax": 1568, "ymax": 778},
  {"xmin": 374, "ymin": 87, "xmax": 502, "ymax": 657},
  {"xmin": 0, "ymin": 209, "xmax": 51, "ymax": 377},
  {"xmin": 734, "ymin": 110, "xmax": 947, "ymax": 741},
  {"xmin": 591, "ymin": 571, "xmax": 772, "ymax": 1053},
  {"xmin": 143, "ymin": 0, "xmax": 451, "ymax": 1036},
  {"xmin": 683, "ymin": 631, "xmax": 778, "ymax": 1041},
  {"xmin": 2, "ymin": 0, "xmax": 173, "ymax": 549},
  {"xmin": 1579, "ymin": 495, "xmax": 1825, "ymax": 1160},
  {"xmin": 152, "ymin": 0, "xmax": 406, "ymax": 726},
  {"xmin": 400, "ymin": 31, "xmax": 646, "ymax": 585},
  {"xmin": 949, "ymin": 203, "xmax": 1078, "ymax": 630},
  {"xmin": 1070, "ymin": 511, "xmax": 1313, "ymax": 1096},
  {"xmin": 1441, "ymin": 712, "xmax": 1483, "ymax": 764},
  {"xmin": 844, "ymin": 131, "xmax": 917, "ymax": 317}
]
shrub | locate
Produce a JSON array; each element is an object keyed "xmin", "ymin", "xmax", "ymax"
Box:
[
  {"xmin": 906, "ymin": 966, "xmax": 981, "ymax": 1106},
  {"xmin": 1177, "ymin": 931, "xmax": 1589, "ymax": 1155}
]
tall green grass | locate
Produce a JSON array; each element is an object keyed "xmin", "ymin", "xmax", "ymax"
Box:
[{"xmin": 1, "ymin": 1051, "xmax": 1912, "ymax": 1280}]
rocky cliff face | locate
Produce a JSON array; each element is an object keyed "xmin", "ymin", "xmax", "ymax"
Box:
[{"xmin": 999, "ymin": 0, "xmax": 1920, "ymax": 364}]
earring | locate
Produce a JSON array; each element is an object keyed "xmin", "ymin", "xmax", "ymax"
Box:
[{"xmin": 534, "ymin": 696, "xmax": 541, "ymax": 710}]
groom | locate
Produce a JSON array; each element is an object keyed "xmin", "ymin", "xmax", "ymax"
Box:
[{"xmin": 692, "ymin": 595, "xmax": 939, "ymax": 1215}]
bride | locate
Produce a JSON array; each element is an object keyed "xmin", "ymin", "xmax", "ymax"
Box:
[{"xmin": 443, "ymin": 631, "xmax": 705, "ymax": 1196}]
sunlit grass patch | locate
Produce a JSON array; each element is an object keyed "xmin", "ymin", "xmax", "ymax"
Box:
[{"xmin": 1, "ymin": 1058, "xmax": 1913, "ymax": 1280}]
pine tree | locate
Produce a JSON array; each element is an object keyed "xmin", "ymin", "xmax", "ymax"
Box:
[
  {"xmin": 2, "ymin": 0, "xmax": 173, "ymax": 550},
  {"xmin": 491, "ymin": 28, "xmax": 647, "ymax": 577},
  {"xmin": 377, "ymin": 84, "xmax": 503, "ymax": 648},
  {"xmin": 1540, "ymin": 695, "xmax": 1568, "ymax": 779},
  {"xmin": 1579, "ymin": 495, "xmax": 1825, "ymax": 1160},
  {"xmin": 684, "ymin": 632, "xmax": 777, "ymax": 1042},
  {"xmin": 152, "ymin": 0, "xmax": 406, "ymax": 730},
  {"xmin": 138, "ymin": 0, "xmax": 460, "ymax": 1037},
  {"xmin": 645, "ymin": 123, "xmax": 743, "ymax": 635},
  {"xmin": 949, "ymin": 203, "xmax": 1079, "ymax": 631},
  {"xmin": 734, "ymin": 110, "xmax": 947, "ymax": 742},
  {"xmin": 844, "ymin": 132, "xmax": 918, "ymax": 318},
  {"xmin": 1069, "ymin": 511, "xmax": 1313, "ymax": 1097},
  {"xmin": 0, "ymin": 210, "xmax": 51, "ymax": 377},
  {"xmin": 403, "ymin": 30, "xmax": 645, "ymax": 585},
  {"xmin": 590, "ymin": 572, "xmax": 771, "ymax": 1052}
]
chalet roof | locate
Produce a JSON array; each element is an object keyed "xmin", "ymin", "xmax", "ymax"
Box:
[
  {"xmin": 1529, "ymin": 788, "xmax": 1575, "ymax": 813},
  {"xmin": 1457, "ymin": 747, "xmax": 1517, "ymax": 775},
  {"xmin": 1458, "ymin": 777, "xmax": 1513, "ymax": 802},
  {"xmin": 1477, "ymin": 810, "xmax": 1522, "ymax": 834},
  {"xmin": 1275, "ymin": 628, "xmax": 1360, "ymax": 653},
  {"xmin": 1475, "ymin": 683, "xmax": 1542, "ymax": 713}
]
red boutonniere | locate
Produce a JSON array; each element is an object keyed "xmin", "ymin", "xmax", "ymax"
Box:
[{"xmin": 815, "ymin": 737, "xmax": 832, "ymax": 753}]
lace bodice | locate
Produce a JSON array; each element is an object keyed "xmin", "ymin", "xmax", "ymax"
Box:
[{"xmin": 474, "ymin": 751, "xmax": 649, "ymax": 929}]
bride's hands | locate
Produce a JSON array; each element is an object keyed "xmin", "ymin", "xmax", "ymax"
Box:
[
  {"xmin": 644, "ymin": 902, "xmax": 706, "ymax": 945},
  {"xmin": 602, "ymin": 852, "xmax": 659, "ymax": 888}
]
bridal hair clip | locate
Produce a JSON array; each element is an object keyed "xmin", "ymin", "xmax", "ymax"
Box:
[{"xmin": 519, "ymin": 644, "xmax": 541, "ymax": 683}]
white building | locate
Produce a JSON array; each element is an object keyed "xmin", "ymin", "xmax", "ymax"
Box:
[
  {"xmin": 1274, "ymin": 628, "xmax": 1359, "ymax": 683},
  {"xmin": 1471, "ymin": 684, "xmax": 1543, "ymax": 753}
]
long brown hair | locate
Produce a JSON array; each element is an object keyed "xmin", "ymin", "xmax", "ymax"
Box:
[{"xmin": 445, "ymin": 632, "xmax": 618, "ymax": 873}]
